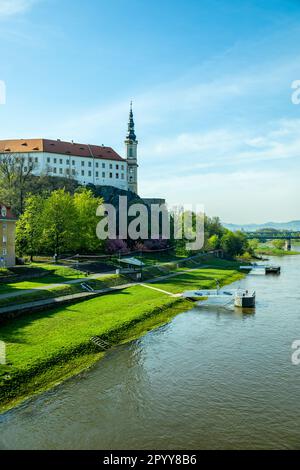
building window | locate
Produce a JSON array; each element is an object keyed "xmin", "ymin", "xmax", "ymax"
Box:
[
  {"xmin": 121, "ymin": 165, "xmax": 124, "ymax": 170},
  {"xmin": 116, "ymin": 165, "xmax": 119, "ymax": 170},
  {"xmin": 96, "ymin": 162, "xmax": 99, "ymax": 168},
  {"xmin": 59, "ymin": 159, "xmax": 63, "ymax": 165},
  {"xmin": 72, "ymin": 160, "xmax": 75, "ymax": 166},
  {"xmin": 109, "ymin": 172, "xmax": 113, "ymax": 178},
  {"xmin": 53, "ymin": 168, "xmax": 57, "ymax": 174},
  {"xmin": 66, "ymin": 159, "xmax": 70, "ymax": 165},
  {"xmin": 88, "ymin": 171, "xmax": 92, "ymax": 177},
  {"xmin": 109, "ymin": 164, "xmax": 113, "ymax": 169},
  {"xmin": 24, "ymin": 167, "xmax": 28, "ymax": 172},
  {"xmin": 81, "ymin": 170, "xmax": 85, "ymax": 176},
  {"xmin": 96, "ymin": 172, "xmax": 99, "ymax": 178},
  {"xmin": 54, "ymin": 158, "xmax": 57, "ymax": 164},
  {"xmin": 88, "ymin": 162, "xmax": 92, "ymax": 167},
  {"xmin": 102, "ymin": 163, "xmax": 105, "ymax": 169},
  {"xmin": 59, "ymin": 168, "xmax": 63, "ymax": 174},
  {"xmin": 121, "ymin": 173, "xmax": 124, "ymax": 179},
  {"xmin": 35, "ymin": 157, "xmax": 38, "ymax": 163},
  {"xmin": 47, "ymin": 157, "xmax": 50, "ymax": 163},
  {"xmin": 102, "ymin": 172, "xmax": 105, "ymax": 178},
  {"xmin": 72, "ymin": 169, "xmax": 76, "ymax": 176},
  {"xmin": 116, "ymin": 173, "xmax": 119, "ymax": 179},
  {"xmin": 81, "ymin": 161, "xmax": 85, "ymax": 167}
]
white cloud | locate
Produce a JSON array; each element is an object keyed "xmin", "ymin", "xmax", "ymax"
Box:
[{"xmin": 0, "ymin": 0, "xmax": 36, "ymax": 17}]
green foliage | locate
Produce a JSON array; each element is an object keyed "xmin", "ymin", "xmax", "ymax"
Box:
[
  {"xmin": 220, "ymin": 230, "xmax": 248, "ymax": 257},
  {"xmin": 73, "ymin": 189, "xmax": 104, "ymax": 253},
  {"xmin": 272, "ymin": 239, "xmax": 285, "ymax": 250},
  {"xmin": 16, "ymin": 188, "xmax": 104, "ymax": 257}
]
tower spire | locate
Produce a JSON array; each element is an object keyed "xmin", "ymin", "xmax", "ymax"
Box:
[
  {"xmin": 125, "ymin": 101, "xmax": 138, "ymax": 194},
  {"xmin": 127, "ymin": 101, "xmax": 137, "ymax": 141}
]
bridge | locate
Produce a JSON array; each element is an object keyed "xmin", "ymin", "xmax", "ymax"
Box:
[{"xmin": 244, "ymin": 231, "xmax": 300, "ymax": 251}]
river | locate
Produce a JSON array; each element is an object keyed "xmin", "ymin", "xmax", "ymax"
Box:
[{"xmin": 0, "ymin": 250, "xmax": 300, "ymax": 450}]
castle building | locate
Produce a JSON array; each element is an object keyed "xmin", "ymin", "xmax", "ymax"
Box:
[
  {"xmin": 0, "ymin": 104, "xmax": 139, "ymax": 194},
  {"xmin": 0, "ymin": 203, "xmax": 17, "ymax": 267}
]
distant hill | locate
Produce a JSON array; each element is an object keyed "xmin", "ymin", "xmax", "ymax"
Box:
[{"xmin": 223, "ymin": 220, "xmax": 300, "ymax": 232}]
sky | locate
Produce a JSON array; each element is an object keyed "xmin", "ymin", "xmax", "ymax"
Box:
[{"xmin": 0, "ymin": 0, "xmax": 300, "ymax": 223}]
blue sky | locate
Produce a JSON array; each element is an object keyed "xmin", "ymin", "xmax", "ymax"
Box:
[{"xmin": 1, "ymin": 0, "xmax": 300, "ymax": 223}]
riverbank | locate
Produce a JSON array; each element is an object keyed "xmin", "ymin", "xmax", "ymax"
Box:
[
  {"xmin": 256, "ymin": 246, "xmax": 300, "ymax": 256},
  {"xmin": 0, "ymin": 260, "xmax": 244, "ymax": 413}
]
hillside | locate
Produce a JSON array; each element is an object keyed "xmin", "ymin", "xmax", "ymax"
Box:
[{"xmin": 223, "ymin": 220, "xmax": 300, "ymax": 232}]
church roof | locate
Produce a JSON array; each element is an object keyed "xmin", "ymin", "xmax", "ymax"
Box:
[{"xmin": 0, "ymin": 139, "xmax": 126, "ymax": 162}]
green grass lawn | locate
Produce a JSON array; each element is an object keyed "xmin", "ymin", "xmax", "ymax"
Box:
[
  {"xmin": 256, "ymin": 244, "xmax": 300, "ymax": 256},
  {"xmin": 146, "ymin": 267, "xmax": 243, "ymax": 294},
  {"xmin": 0, "ymin": 264, "xmax": 89, "ymax": 295},
  {"xmin": 0, "ymin": 256, "xmax": 245, "ymax": 411},
  {"xmin": 0, "ymin": 286, "xmax": 190, "ymax": 410},
  {"xmin": 0, "ymin": 274, "xmax": 129, "ymax": 308}
]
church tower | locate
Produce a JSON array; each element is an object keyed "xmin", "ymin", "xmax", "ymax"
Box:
[{"xmin": 125, "ymin": 102, "xmax": 138, "ymax": 194}]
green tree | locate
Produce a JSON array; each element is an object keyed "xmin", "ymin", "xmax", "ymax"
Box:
[
  {"xmin": 42, "ymin": 189, "xmax": 77, "ymax": 256},
  {"xmin": 221, "ymin": 230, "xmax": 248, "ymax": 257},
  {"xmin": 0, "ymin": 153, "xmax": 36, "ymax": 215},
  {"xmin": 16, "ymin": 195, "xmax": 45, "ymax": 260},
  {"xmin": 73, "ymin": 188, "xmax": 104, "ymax": 253},
  {"xmin": 272, "ymin": 239, "xmax": 285, "ymax": 250}
]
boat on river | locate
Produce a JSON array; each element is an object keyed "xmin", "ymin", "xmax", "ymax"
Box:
[
  {"xmin": 182, "ymin": 288, "xmax": 256, "ymax": 308},
  {"xmin": 240, "ymin": 263, "xmax": 281, "ymax": 275}
]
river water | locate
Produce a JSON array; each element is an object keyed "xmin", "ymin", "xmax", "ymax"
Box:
[{"xmin": 0, "ymin": 250, "xmax": 300, "ymax": 450}]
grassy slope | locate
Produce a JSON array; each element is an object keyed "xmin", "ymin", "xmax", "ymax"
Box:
[
  {"xmin": 0, "ymin": 274, "xmax": 128, "ymax": 308},
  {"xmin": 146, "ymin": 267, "xmax": 243, "ymax": 294},
  {"xmin": 256, "ymin": 245, "xmax": 300, "ymax": 256},
  {"xmin": 0, "ymin": 264, "xmax": 88, "ymax": 295},
  {"xmin": 0, "ymin": 256, "xmax": 244, "ymax": 412},
  {"xmin": 0, "ymin": 286, "xmax": 191, "ymax": 411}
]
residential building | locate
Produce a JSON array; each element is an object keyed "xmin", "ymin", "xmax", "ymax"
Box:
[{"xmin": 0, "ymin": 203, "xmax": 17, "ymax": 267}]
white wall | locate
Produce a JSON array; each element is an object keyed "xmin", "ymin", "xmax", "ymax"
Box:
[{"xmin": 0, "ymin": 152, "xmax": 128, "ymax": 190}]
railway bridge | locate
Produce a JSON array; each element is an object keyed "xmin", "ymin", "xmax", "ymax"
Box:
[{"xmin": 245, "ymin": 231, "xmax": 300, "ymax": 251}]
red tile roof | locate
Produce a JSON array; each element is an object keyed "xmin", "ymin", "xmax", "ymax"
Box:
[
  {"xmin": 0, "ymin": 139, "xmax": 126, "ymax": 162},
  {"xmin": 0, "ymin": 203, "xmax": 17, "ymax": 221}
]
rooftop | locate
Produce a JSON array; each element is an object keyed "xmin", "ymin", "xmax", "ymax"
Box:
[{"xmin": 0, "ymin": 139, "xmax": 126, "ymax": 162}]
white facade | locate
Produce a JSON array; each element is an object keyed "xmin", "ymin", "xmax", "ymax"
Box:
[{"xmin": 1, "ymin": 151, "xmax": 128, "ymax": 190}]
